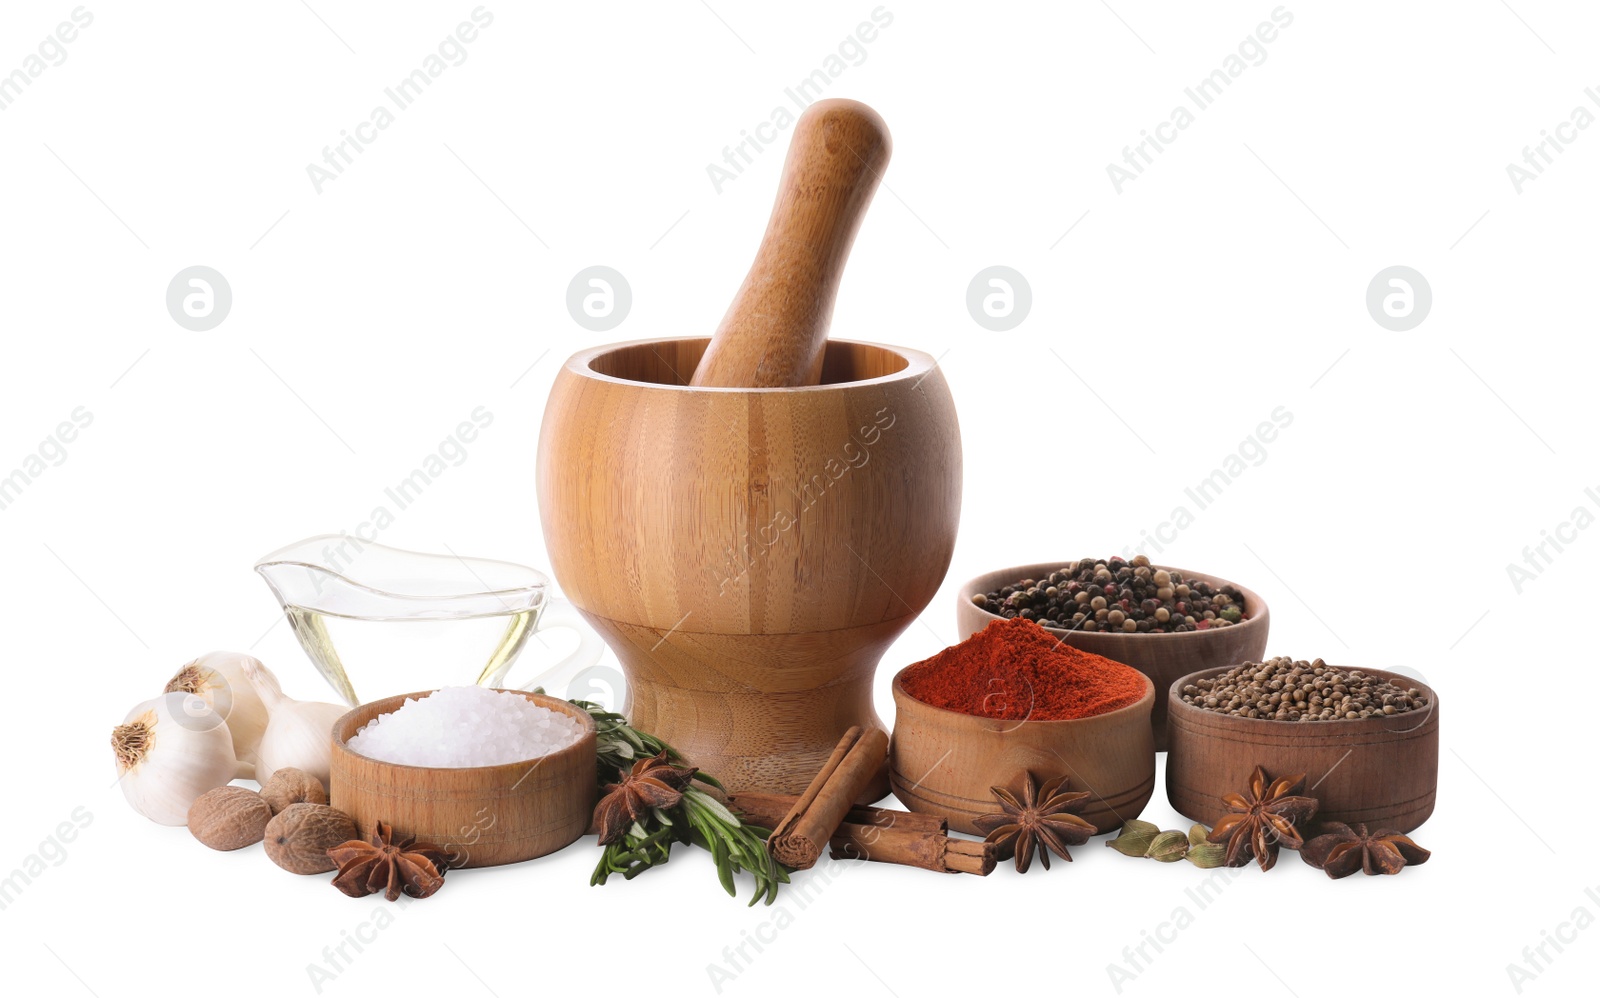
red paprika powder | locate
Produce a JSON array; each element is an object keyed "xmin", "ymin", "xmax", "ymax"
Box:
[{"xmin": 899, "ymin": 617, "xmax": 1147, "ymax": 720}]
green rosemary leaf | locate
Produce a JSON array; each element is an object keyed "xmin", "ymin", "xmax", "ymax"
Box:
[
  {"xmin": 712, "ymin": 834, "xmax": 735, "ymax": 896},
  {"xmin": 686, "ymin": 787, "xmax": 740, "ymax": 826}
]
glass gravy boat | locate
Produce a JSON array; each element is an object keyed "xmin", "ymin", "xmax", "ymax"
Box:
[{"xmin": 255, "ymin": 535, "xmax": 601, "ymax": 706}]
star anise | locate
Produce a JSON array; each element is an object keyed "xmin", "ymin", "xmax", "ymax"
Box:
[
  {"xmin": 973, "ymin": 772, "xmax": 1096, "ymax": 873},
  {"xmin": 593, "ymin": 749, "xmax": 699, "ymax": 845},
  {"xmin": 1301, "ymin": 821, "xmax": 1431, "ymax": 878},
  {"xmin": 1206, "ymin": 765, "xmax": 1319, "ymax": 871},
  {"xmin": 328, "ymin": 821, "xmax": 451, "ymax": 901}
]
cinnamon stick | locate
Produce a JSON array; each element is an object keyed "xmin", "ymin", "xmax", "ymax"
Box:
[
  {"xmin": 731, "ymin": 791, "xmax": 996, "ymax": 876},
  {"xmin": 766, "ymin": 726, "xmax": 889, "ymax": 869}
]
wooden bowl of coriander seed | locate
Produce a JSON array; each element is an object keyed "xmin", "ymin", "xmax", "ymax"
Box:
[
  {"xmin": 1165, "ymin": 660, "xmax": 1439, "ymax": 833},
  {"xmin": 958, "ymin": 558, "xmax": 1269, "ymax": 751}
]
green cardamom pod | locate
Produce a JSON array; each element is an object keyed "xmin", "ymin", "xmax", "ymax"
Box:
[
  {"xmin": 1148, "ymin": 830, "xmax": 1191, "ymax": 862},
  {"xmin": 1106, "ymin": 819, "xmax": 1162, "ymax": 857},
  {"xmin": 1189, "ymin": 823, "xmax": 1211, "ymax": 847},
  {"xmin": 1186, "ymin": 842, "xmax": 1228, "ymax": 868}
]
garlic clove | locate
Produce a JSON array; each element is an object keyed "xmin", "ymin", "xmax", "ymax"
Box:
[
  {"xmin": 112, "ymin": 692, "xmax": 238, "ymax": 825},
  {"xmin": 244, "ymin": 659, "xmax": 347, "ymax": 788},
  {"xmin": 164, "ymin": 651, "xmax": 271, "ymax": 780}
]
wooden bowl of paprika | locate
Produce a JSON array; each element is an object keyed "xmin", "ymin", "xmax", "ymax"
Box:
[
  {"xmin": 956, "ymin": 562, "xmax": 1269, "ymax": 751},
  {"xmin": 888, "ymin": 618, "xmax": 1156, "ymax": 836}
]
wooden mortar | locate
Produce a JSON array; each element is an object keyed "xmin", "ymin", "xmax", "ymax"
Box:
[
  {"xmin": 537, "ymin": 337, "xmax": 961, "ymax": 796},
  {"xmin": 329, "ymin": 690, "xmax": 597, "ymax": 868}
]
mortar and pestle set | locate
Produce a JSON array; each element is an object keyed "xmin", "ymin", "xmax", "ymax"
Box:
[{"xmin": 538, "ymin": 100, "xmax": 959, "ymax": 800}]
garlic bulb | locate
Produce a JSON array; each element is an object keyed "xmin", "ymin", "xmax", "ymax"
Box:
[
  {"xmin": 245, "ymin": 659, "xmax": 346, "ymax": 787},
  {"xmin": 112, "ymin": 692, "xmax": 238, "ymax": 825},
  {"xmin": 164, "ymin": 651, "xmax": 270, "ymax": 779}
]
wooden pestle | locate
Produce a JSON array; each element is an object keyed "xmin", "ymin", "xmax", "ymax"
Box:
[{"xmin": 689, "ymin": 99, "xmax": 891, "ymax": 388}]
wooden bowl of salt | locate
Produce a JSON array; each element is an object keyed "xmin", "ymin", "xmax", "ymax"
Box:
[{"xmin": 329, "ymin": 689, "xmax": 597, "ymax": 869}]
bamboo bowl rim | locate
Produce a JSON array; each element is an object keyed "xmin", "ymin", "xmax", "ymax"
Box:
[
  {"xmin": 890, "ymin": 665, "xmax": 1156, "ymax": 729},
  {"xmin": 958, "ymin": 561, "xmax": 1268, "ymax": 646},
  {"xmin": 331, "ymin": 689, "xmax": 598, "ymax": 777},
  {"xmin": 562, "ymin": 335, "xmax": 938, "ymax": 394},
  {"xmin": 1167, "ymin": 664, "xmax": 1439, "ymax": 731}
]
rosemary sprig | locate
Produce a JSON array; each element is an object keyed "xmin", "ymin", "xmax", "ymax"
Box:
[
  {"xmin": 570, "ymin": 698, "xmax": 721, "ymax": 789},
  {"xmin": 568, "ymin": 699, "xmax": 789, "ymax": 905}
]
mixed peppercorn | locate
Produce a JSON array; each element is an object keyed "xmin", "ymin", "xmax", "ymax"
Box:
[{"xmin": 971, "ymin": 556, "xmax": 1249, "ymax": 634}]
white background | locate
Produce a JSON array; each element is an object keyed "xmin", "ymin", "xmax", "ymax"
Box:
[{"xmin": 1, "ymin": 2, "xmax": 1593, "ymax": 995}]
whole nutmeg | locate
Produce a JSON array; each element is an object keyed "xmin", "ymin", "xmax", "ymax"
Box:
[
  {"xmin": 264, "ymin": 803, "xmax": 359, "ymax": 875},
  {"xmin": 259, "ymin": 767, "xmax": 328, "ymax": 815},
  {"xmin": 188, "ymin": 786, "xmax": 273, "ymax": 851}
]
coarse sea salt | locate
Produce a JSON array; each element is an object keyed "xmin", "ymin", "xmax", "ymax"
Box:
[{"xmin": 346, "ymin": 685, "xmax": 585, "ymax": 768}]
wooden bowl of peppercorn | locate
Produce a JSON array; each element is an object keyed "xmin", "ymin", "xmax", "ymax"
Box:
[
  {"xmin": 1165, "ymin": 664, "xmax": 1439, "ymax": 833},
  {"xmin": 957, "ymin": 560, "xmax": 1270, "ymax": 751}
]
